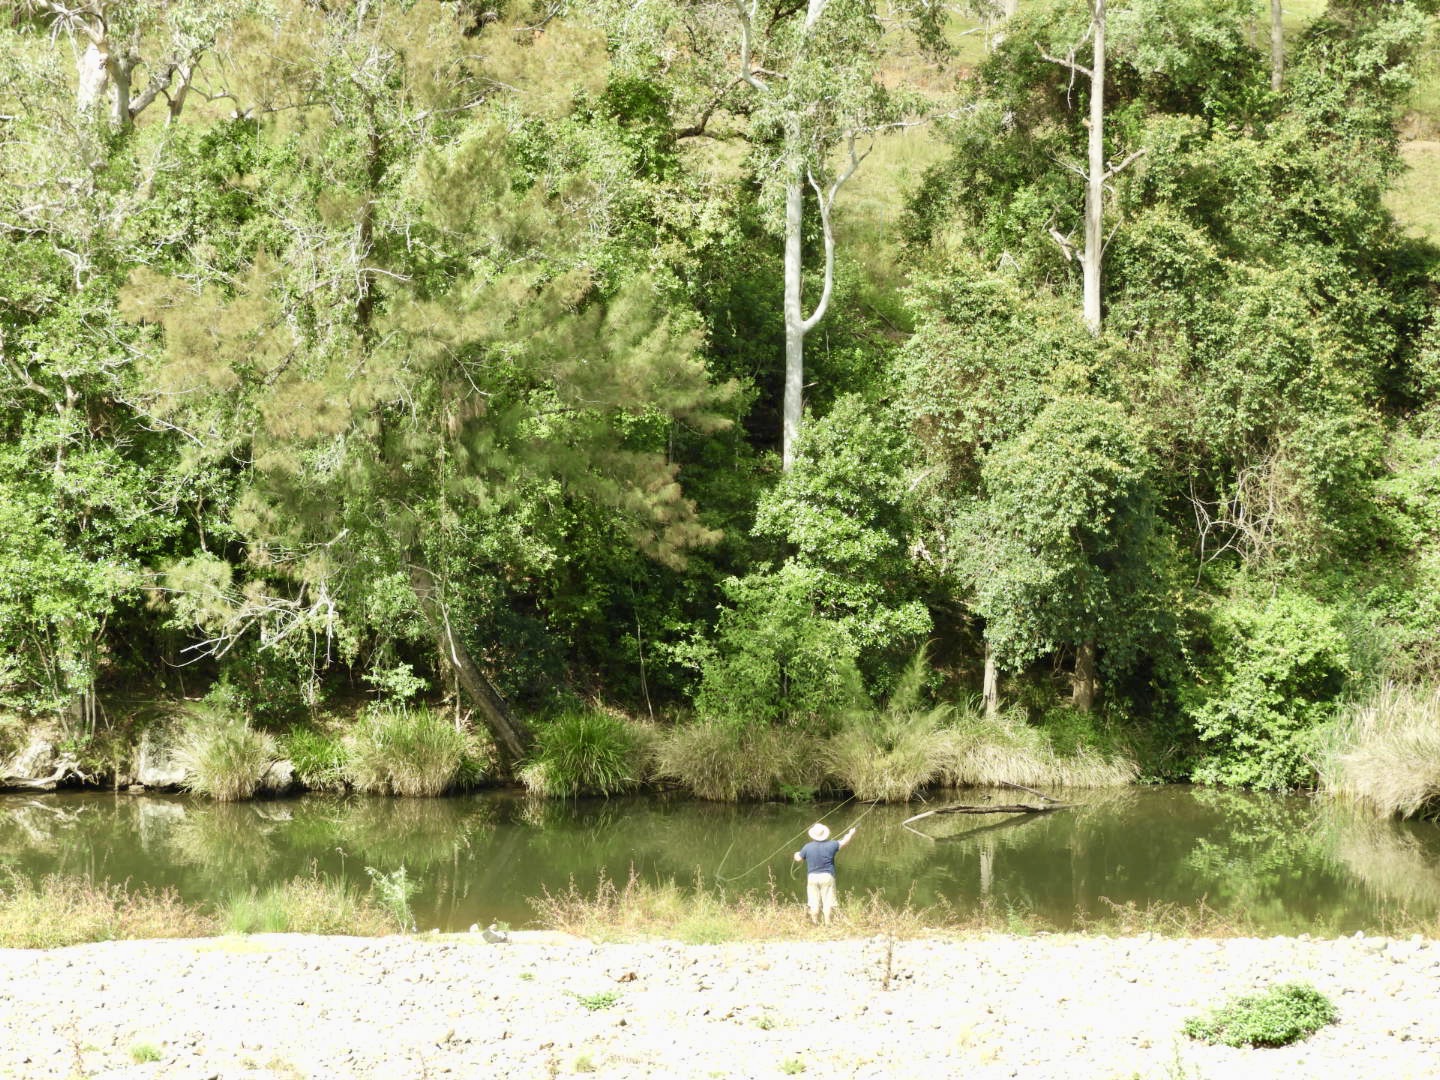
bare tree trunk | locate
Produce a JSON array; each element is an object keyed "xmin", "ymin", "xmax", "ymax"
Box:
[
  {"xmin": 77, "ymin": 41, "xmax": 109, "ymax": 116},
  {"xmin": 782, "ymin": 175, "xmax": 805, "ymax": 471},
  {"xmin": 409, "ymin": 564, "xmax": 531, "ymax": 769},
  {"xmin": 1081, "ymin": 0, "xmax": 1106, "ymax": 336},
  {"xmin": 982, "ymin": 639, "xmax": 999, "ymax": 719},
  {"xmin": 1071, "ymin": 638, "xmax": 1098, "ymax": 713},
  {"xmin": 1270, "ymin": 0, "xmax": 1284, "ymax": 93}
]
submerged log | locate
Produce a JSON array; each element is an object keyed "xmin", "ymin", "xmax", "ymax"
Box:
[{"xmin": 901, "ymin": 801, "xmax": 1075, "ymax": 827}]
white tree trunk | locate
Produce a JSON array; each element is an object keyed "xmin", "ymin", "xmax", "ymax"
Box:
[
  {"xmin": 782, "ymin": 175, "xmax": 806, "ymax": 471},
  {"xmin": 77, "ymin": 41, "xmax": 110, "ymax": 116},
  {"xmin": 1270, "ymin": 0, "xmax": 1284, "ymax": 93},
  {"xmin": 982, "ymin": 639, "xmax": 999, "ymax": 718},
  {"xmin": 1082, "ymin": 0, "xmax": 1105, "ymax": 336}
]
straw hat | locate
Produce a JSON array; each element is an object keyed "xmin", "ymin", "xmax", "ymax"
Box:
[{"xmin": 808, "ymin": 823, "xmax": 831, "ymax": 842}]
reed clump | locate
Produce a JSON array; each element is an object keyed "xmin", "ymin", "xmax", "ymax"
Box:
[
  {"xmin": 653, "ymin": 722, "xmax": 826, "ymax": 801},
  {"xmin": 519, "ymin": 708, "xmax": 654, "ymax": 797},
  {"xmin": 344, "ymin": 707, "xmax": 476, "ymax": 796},
  {"xmin": 0, "ymin": 871, "xmax": 213, "ymax": 948},
  {"xmin": 939, "ymin": 706, "xmax": 1138, "ymax": 789},
  {"xmin": 173, "ymin": 712, "xmax": 277, "ymax": 802},
  {"xmin": 1320, "ymin": 683, "xmax": 1440, "ymax": 819}
]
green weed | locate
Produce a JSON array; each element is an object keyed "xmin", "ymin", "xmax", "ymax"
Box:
[
  {"xmin": 345, "ymin": 707, "xmax": 472, "ymax": 797},
  {"xmin": 129, "ymin": 1044, "xmax": 163, "ymax": 1064},
  {"xmin": 1183, "ymin": 983, "xmax": 1338, "ymax": 1048},
  {"xmin": 518, "ymin": 708, "xmax": 652, "ymax": 798}
]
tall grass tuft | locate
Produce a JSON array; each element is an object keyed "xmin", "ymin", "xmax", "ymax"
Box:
[
  {"xmin": 825, "ymin": 650, "xmax": 953, "ymax": 802},
  {"xmin": 173, "ymin": 708, "xmax": 277, "ymax": 802},
  {"xmin": 1320, "ymin": 683, "xmax": 1440, "ymax": 819},
  {"xmin": 653, "ymin": 722, "xmax": 825, "ymax": 801},
  {"xmin": 0, "ymin": 871, "xmax": 213, "ymax": 947},
  {"xmin": 220, "ymin": 872, "xmax": 395, "ymax": 935},
  {"xmin": 518, "ymin": 708, "xmax": 652, "ymax": 797},
  {"xmin": 345, "ymin": 707, "xmax": 473, "ymax": 796},
  {"xmin": 939, "ymin": 705, "xmax": 1138, "ymax": 789}
]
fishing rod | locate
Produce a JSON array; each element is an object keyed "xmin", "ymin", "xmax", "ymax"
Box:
[{"xmin": 714, "ymin": 794, "xmax": 884, "ymax": 885}]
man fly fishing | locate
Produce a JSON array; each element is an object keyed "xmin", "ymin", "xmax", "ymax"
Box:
[{"xmin": 794, "ymin": 822, "xmax": 858, "ymax": 926}]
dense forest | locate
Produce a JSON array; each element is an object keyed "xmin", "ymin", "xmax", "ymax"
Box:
[{"xmin": 3, "ymin": 0, "xmax": 1440, "ymax": 811}]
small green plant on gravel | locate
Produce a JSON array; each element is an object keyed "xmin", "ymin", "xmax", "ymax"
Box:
[
  {"xmin": 574, "ymin": 990, "xmax": 621, "ymax": 1011},
  {"xmin": 129, "ymin": 1043, "xmax": 163, "ymax": 1064},
  {"xmin": 780, "ymin": 1059, "xmax": 806, "ymax": 1075},
  {"xmin": 364, "ymin": 865, "xmax": 419, "ymax": 931},
  {"xmin": 573, "ymin": 1053, "xmax": 597, "ymax": 1073},
  {"xmin": 518, "ymin": 708, "xmax": 651, "ymax": 797},
  {"xmin": 754, "ymin": 1014, "xmax": 777, "ymax": 1031},
  {"xmin": 1183, "ymin": 982, "xmax": 1338, "ymax": 1048}
]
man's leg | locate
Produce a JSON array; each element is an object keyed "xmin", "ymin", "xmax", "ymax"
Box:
[
  {"xmin": 806, "ymin": 875, "xmax": 822, "ymax": 924},
  {"xmin": 817, "ymin": 875, "xmax": 837, "ymax": 926}
]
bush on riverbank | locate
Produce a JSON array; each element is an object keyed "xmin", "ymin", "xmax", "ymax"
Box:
[
  {"xmin": 654, "ymin": 722, "xmax": 827, "ymax": 801},
  {"xmin": 174, "ymin": 700, "xmax": 278, "ymax": 802},
  {"xmin": 1320, "ymin": 683, "xmax": 1440, "ymax": 818},
  {"xmin": 519, "ymin": 708, "xmax": 653, "ymax": 797},
  {"xmin": 345, "ymin": 708, "xmax": 478, "ymax": 796}
]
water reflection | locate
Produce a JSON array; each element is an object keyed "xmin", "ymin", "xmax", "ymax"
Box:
[{"xmin": 0, "ymin": 788, "xmax": 1436, "ymax": 933}]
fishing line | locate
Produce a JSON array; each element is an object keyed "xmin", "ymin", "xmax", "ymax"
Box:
[{"xmin": 714, "ymin": 793, "xmax": 884, "ymax": 885}]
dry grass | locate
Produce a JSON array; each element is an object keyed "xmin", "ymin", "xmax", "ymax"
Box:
[
  {"xmin": 653, "ymin": 722, "xmax": 826, "ymax": 801},
  {"xmin": 531, "ymin": 867, "xmax": 958, "ymax": 943},
  {"xmin": 1387, "ymin": 140, "xmax": 1440, "ymax": 244},
  {"xmin": 220, "ymin": 873, "xmax": 396, "ymax": 936},
  {"xmin": 939, "ymin": 710, "xmax": 1138, "ymax": 789},
  {"xmin": 1321, "ymin": 683, "xmax": 1440, "ymax": 819},
  {"xmin": 0, "ymin": 872, "xmax": 214, "ymax": 948}
]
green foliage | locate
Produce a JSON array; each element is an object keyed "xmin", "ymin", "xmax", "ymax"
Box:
[
  {"xmin": 518, "ymin": 708, "xmax": 651, "ymax": 797},
  {"xmin": 1183, "ymin": 982, "xmax": 1337, "ymax": 1048},
  {"xmin": 1188, "ymin": 591, "xmax": 1351, "ymax": 790},
  {"xmin": 282, "ymin": 726, "xmax": 347, "ymax": 791},
  {"xmin": 344, "ymin": 708, "xmax": 475, "ymax": 797},
  {"xmin": 573, "ymin": 990, "xmax": 621, "ymax": 1011},
  {"xmin": 129, "ymin": 1044, "xmax": 163, "ymax": 1064},
  {"xmin": 692, "ymin": 565, "xmax": 865, "ymax": 729}
]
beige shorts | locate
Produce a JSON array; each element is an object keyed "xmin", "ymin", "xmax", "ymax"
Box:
[{"xmin": 806, "ymin": 872, "xmax": 837, "ymax": 915}]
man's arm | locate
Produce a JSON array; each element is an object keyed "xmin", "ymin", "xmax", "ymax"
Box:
[
  {"xmin": 837, "ymin": 827, "xmax": 858, "ymax": 848},
  {"xmin": 793, "ymin": 849, "xmax": 804, "ymax": 861}
]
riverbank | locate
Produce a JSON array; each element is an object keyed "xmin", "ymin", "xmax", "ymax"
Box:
[{"xmin": 1, "ymin": 932, "xmax": 1435, "ymax": 1079}]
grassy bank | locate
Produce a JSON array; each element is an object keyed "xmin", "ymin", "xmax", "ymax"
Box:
[
  {"xmin": 1320, "ymin": 684, "xmax": 1440, "ymax": 819},
  {"xmin": 0, "ymin": 871, "xmax": 405, "ymax": 949}
]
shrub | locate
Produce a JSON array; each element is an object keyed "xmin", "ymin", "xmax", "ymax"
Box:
[
  {"xmin": 1320, "ymin": 683, "xmax": 1440, "ymax": 818},
  {"xmin": 345, "ymin": 707, "xmax": 472, "ymax": 796},
  {"xmin": 1183, "ymin": 983, "xmax": 1337, "ymax": 1048},
  {"xmin": 518, "ymin": 708, "xmax": 651, "ymax": 797},
  {"xmin": 1187, "ymin": 591, "xmax": 1350, "ymax": 790},
  {"xmin": 173, "ymin": 693, "xmax": 277, "ymax": 801}
]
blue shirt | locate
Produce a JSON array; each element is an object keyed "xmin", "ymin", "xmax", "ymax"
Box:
[{"xmin": 799, "ymin": 839, "xmax": 841, "ymax": 875}]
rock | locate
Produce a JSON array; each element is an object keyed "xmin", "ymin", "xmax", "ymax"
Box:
[
  {"xmin": 135, "ymin": 724, "xmax": 189, "ymax": 790},
  {"xmin": 1, "ymin": 735, "xmax": 58, "ymax": 781},
  {"xmin": 257, "ymin": 758, "xmax": 299, "ymax": 797}
]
